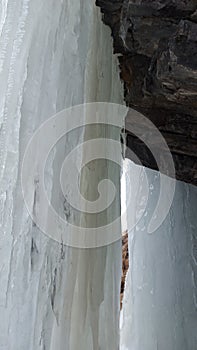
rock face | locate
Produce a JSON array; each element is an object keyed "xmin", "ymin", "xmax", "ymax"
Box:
[
  {"xmin": 96, "ymin": 0, "xmax": 197, "ymax": 185},
  {"xmin": 121, "ymin": 231, "xmax": 129, "ymax": 308}
]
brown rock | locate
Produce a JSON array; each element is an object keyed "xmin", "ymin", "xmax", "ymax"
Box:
[{"xmin": 121, "ymin": 231, "xmax": 129, "ymax": 308}]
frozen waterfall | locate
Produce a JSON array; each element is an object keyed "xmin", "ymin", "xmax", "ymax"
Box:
[
  {"xmin": 1, "ymin": 0, "xmax": 197, "ymax": 349},
  {"xmin": 120, "ymin": 160, "xmax": 197, "ymax": 350},
  {"xmin": 0, "ymin": 1, "xmax": 123, "ymax": 349}
]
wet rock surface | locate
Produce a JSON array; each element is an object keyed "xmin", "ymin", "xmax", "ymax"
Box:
[{"xmin": 96, "ymin": 0, "xmax": 197, "ymax": 185}]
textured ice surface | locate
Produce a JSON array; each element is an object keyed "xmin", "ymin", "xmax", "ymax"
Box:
[
  {"xmin": 0, "ymin": 1, "xmax": 123, "ymax": 349},
  {"xmin": 120, "ymin": 161, "xmax": 197, "ymax": 350}
]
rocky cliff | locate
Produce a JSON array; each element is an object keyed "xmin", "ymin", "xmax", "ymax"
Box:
[{"xmin": 96, "ymin": 0, "xmax": 197, "ymax": 185}]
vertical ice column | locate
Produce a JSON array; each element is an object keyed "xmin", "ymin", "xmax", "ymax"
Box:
[
  {"xmin": 48, "ymin": 104, "xmax": 124, "ymax": 350},
  {"xmin": 121, "ymin": 161, "xmax": 197, "ymax": 350},
  {"xmin": 0, "ymin": 1, "xmax": 123, "ymax": 349}
]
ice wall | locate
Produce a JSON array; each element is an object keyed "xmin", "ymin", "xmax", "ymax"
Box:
[
  {"xmin": 0, "ymin": 1, "xmax": 123, "ymax": 349},
  {"xmin": 121, "ymin": 161, "xmax": 197, "ymax": 350}
]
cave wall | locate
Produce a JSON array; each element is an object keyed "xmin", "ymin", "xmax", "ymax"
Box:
[{"xmin": 96, "ymin": 0, "xmax": 197, "ymax": 185}]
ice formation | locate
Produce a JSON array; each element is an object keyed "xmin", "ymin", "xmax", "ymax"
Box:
[
  {"xmin": 0, "ymin": 1, "xmax": 123, "ymax": 349},
  {"xmin": 120, "ymin": 160, "xmax": 197, "ymax": 350},
  {"xmin": 1, "ymin": 0, "xmax": 196, "ymax": 349}
]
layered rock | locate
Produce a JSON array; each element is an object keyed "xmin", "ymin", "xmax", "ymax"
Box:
[{"xmin": 96, "ymin": 0, "xmax": 197, "ymax": 185}]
